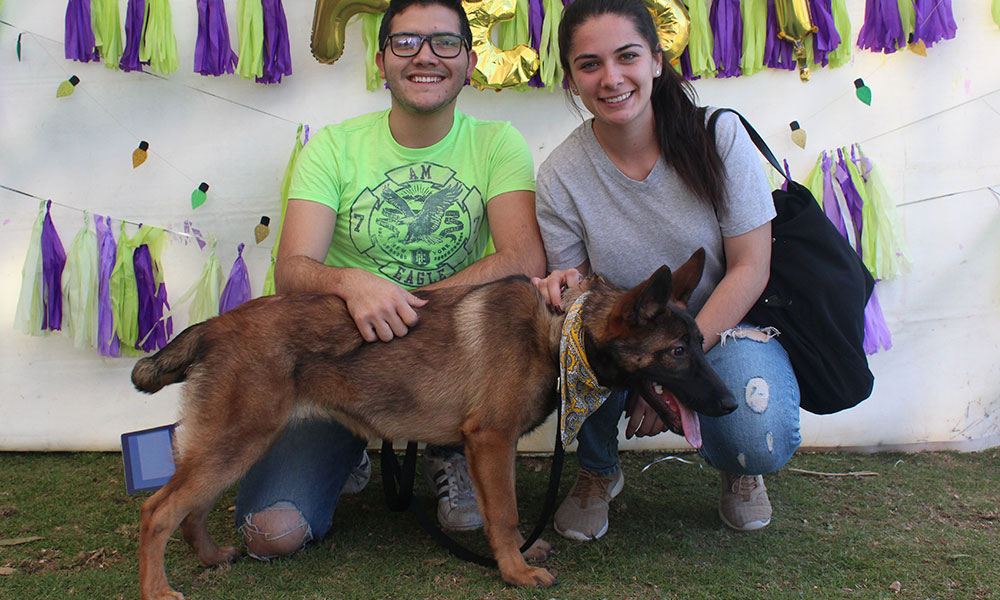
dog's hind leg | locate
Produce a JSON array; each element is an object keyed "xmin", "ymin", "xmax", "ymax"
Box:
[
  {"xmin": 464, "ymin": 429, "xmax": 556, "ymax": 588},
  {"xmin": 180, "ymin": 500, "xmax": 241, "ymax": 567},
  {"xmin": 140, "ymin": 421, "xmax": 287, "ymax": 599}
]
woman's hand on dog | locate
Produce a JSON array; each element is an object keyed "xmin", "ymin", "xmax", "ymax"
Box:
[
  {"xmin": 625, "ymin": 394, "xmax": 670, "ymax": 438},
  {"xmin": 342, "ymin": 269, "xmax": 428, "ymax": 342},
  {"xmin": 531, "ymin": 263, "xmax": 588, "ymax": 312}
]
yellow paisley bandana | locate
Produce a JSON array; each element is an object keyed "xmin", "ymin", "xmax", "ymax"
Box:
[{"xmin": 560, "ymin": 292, "xmax": 612, "ymax": 447}]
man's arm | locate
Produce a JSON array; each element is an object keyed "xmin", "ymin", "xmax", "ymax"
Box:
[
  {"xmin": 422, "ymin": 190, "xmax": 546, "ymax": 290},
  {"xmin": 274, "ymin": 199, "xmax": 426, "ymax": 342}
]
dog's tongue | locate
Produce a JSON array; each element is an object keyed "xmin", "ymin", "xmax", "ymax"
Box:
[{"xmin": 676, "ymin": 402, "xmax": 702, "ymax": 449}]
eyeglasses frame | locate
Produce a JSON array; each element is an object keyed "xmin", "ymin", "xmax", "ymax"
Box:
[{"xmin": 382, "ymin": 32, "xmax": 469, "ymax": 59}]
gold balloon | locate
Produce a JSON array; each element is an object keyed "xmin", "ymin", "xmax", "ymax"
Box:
[
  {"xmin": 312, "ymin": 0, "xmax": 390, "ymax": 64},
  {"xmin": 643, "ymin": 0, "xmax": 690, "ymax": 62},
  {"xmin": 773, "ymin": 0, "xmax": 817, "ymax": 81},
  {"xmin": 463, "ymin": 0, "xmax": 539, "ymax": 90}
]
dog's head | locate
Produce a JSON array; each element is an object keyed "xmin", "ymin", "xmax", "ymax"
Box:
[{"xmin": 582, "ymin": 249, "xmax": 738, "ymax": 448}]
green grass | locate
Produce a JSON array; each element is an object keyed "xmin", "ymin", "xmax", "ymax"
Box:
[{"xmin": 1, "ymin": 450, "xmax": 998, "ymax": 599}]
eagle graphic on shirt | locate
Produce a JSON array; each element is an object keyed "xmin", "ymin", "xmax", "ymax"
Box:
[{"xmin": 349, "ymin": 162, "xmax": 485, "ymax": 288}]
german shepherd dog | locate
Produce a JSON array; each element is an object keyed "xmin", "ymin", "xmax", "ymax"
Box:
[{"xmin": 132, "ymin": 248, "xmax": 736, "ymax": 599}]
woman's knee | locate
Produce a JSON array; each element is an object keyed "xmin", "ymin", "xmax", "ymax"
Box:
[
  {"xmin": 701, "ymin": 329, "xmax": 802, "ymax": 474},
  {"xmin": 239, "ymin": 502, "xmax": 313, "ymax": 560}
]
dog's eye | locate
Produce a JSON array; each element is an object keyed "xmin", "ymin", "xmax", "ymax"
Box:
[{"xmin": 670, "ymin": 346, "xmax": 686, "ymax": 357}]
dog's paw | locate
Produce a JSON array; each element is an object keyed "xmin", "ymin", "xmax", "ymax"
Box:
[
  {"xmin": 502, "ymin": 565, "xmax": 557, "ymax": 588},
  {"xmin": 522, "ymin": 538, "xmax": 553, "ymax": 563},
  {"xmin": 199, "ymin": 545, "xmax": 242, "ymax": 568},
  {"xmin": 142, "ymin": 588, "xmax": 185, "ymax": 600}
]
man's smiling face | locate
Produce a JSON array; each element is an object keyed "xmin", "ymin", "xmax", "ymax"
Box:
[{"xmin": 376, "ymin": 3, "xmax": 478, "ymax": 117}]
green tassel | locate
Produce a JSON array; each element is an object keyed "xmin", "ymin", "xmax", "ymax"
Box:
[
  {"xmin": 174, "ymin": 241, "xmax": 224, "ymax": 325},
  {"xmin": 685, "ymin": 0, "xmax": 716, "ymax": 79},
  {"xmin": 828, "ymin": 0, "xmax": 852, "ymax": 68},
  {"xmin": 538, "ymin": 0, "xmax": 564, "ymax": 90},
  {"xmin": 897, "ymin": 0, "xmax": 915, "ymax": 47},
  {"xmin": 494, "ymin": 0, "xmax": 530, "ymax": 51},
  {"xmin": 853, "ymin": 145, "xmax": 911, "ymax": 280},
  {"xmin": 61, "ymin": 212, "xmax": 99, "ymax": 349},
  {"xmin": 110, "ymin": 222, "xmax": 141, "ymax": 355},
  {"xmin": 801, "ymin": 153, "xmax": 826, "ymax": 208},
  {"xmin": 13, "ymin": 201, "xmax": 47, "ymax": 336},
  {"xmin": 263, "ymin": 124, "xmax": 306, "ymax": 295},
  {"xmin": 361, "ymin": 12, "xmax": 383, "ymax": 92},
  {"xmin": 740, "ymin": 0, "xmax": 767, "ymax": 77},
  {"xmin": 236, "ymin": 0, "xmax": 264, "ymax": 80},
  {"xmin": 91, "ymin": 0, "xmax": 123, "ymax": 70},
  {"xmin": 139, "ymin": 0, "xmax": 179, "ymax": 74}
]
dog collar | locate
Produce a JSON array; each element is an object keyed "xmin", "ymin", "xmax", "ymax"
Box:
[{"xmin": 559, "ymin": 291, "xmax": 612, "ymax": 447}]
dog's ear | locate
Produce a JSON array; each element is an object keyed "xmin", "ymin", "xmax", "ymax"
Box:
[
  {"xmin": 669, "ymin": 248, "xmax": 706, "ymax": 309},
  {"xmin": 607, "ymin": 265, "xmax": 673, "ymax": 336}
]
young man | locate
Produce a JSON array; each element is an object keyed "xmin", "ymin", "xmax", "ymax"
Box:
[{"xmin": 233, "ymin": 0, "xmax": 545, "ymax": 559}]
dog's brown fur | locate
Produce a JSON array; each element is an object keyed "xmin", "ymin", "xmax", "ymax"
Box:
[{"xmin": 132, "ymin": 249, "xmax": 735, "ymax": 599}]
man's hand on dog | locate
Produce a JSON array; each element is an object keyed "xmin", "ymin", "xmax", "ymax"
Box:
[
  {"xmin": 342, "ymin": 270, "xmax": 427, "ymax": 342},
  {"xmin": 531, "ymin": 268, "xmax": 584, "ymax": 311}
]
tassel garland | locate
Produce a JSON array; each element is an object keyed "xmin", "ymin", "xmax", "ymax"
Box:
[
  {"xmin": 61, "ymin": 213, "xmax": 99, "ymax": 349},
  {"xmin": 65, "ymin": 0, "xmax": 100, "ymax": 63},
  {"xmin": 195, "ymin": 0, "xmax": 238, "ymax": 76},
  {"xmin": 257, "ymin": 0, "xmax": 293, "ymax": 84},
  {"xmin": 220, "ymin": 243, "xmax": 252, "ymax": 313}
]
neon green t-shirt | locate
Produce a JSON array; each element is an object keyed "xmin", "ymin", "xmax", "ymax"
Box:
[{"xmin": 288, "ymin": 110, "xmax": 535, "ymax": 290}]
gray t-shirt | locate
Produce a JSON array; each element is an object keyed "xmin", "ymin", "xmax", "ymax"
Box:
[{"xmin": 535, "ymin": 109, "xmax": 775, "ymax": 314}]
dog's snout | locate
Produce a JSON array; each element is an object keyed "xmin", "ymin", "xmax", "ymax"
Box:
[{"xmin": 719, "ymin": 391, "xmax": 738, "ymax": 414}]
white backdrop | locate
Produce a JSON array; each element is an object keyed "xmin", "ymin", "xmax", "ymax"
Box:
[{"xmin": 1, "ymin": 1, "xmax": 998, "ymax": 452}]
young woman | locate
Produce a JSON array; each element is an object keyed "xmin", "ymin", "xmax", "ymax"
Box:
[{"xmin": 532, "ymin": 0, "xmax": 801, "ymax": 540}]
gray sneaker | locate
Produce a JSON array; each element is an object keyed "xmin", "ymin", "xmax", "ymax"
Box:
[
  {"xmin": 341, "ymin": 450, "xmax": 371, "ymax": 496},
  {"xmin": 423, "ymin": 450, "xmax": 483, "ymax": 531},
  {"xmin": 719, "ymin": 472, "xmax": 772, "ymax": 531},
  {"xmin": 554, "ymin": 468, "xmax": 624, "ymax": 541}
]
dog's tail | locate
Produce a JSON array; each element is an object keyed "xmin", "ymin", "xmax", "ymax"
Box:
[{"xmin": 131, "ymin": 323, "xmax": 207, "ymax": 394}]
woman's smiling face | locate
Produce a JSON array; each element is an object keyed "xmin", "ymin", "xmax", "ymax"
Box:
[{"xmin": 565, "ymin": 13, "xmax": 661, "ymax": 129}]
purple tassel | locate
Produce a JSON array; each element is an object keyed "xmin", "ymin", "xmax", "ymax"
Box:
[
  {"xmin": 527, "ymin": 0, "xmax": 545, "ymax": 88},
  {"xmin": 40, "ymin": 201, "xmax": 67, "ymax": 331},
  {"xmin": 912, "ymin": 0, "xmax": 957, "ymax": 49},
  {"xmin": 120, "ymin": 0, "xmax": 148, "ymax": 72},
  {"xmin": 808, "ymin": 0, "xmax": 840, "ymax": 66},
  {"xmin": 863, "ymin": 286, "xmax": 892, "ymax": 353},
  {"xmin": 195, "ymin": 0, "xmax": 238, "ymax": 76},
  {"xmin": 220, "ymin": 243, "xmax": 252, "ymax": 313},
  {"xmin": 763, "ymin": 0, "xmax": 796, "ymax": 70},
  {"xmin": 65, "ymin": 0, "xmax": 100, "ymax": 62},
  {"xmin": 95, "ymin": 215, "xmax": 120, "ymax": 357},
  {"xmin": 678, "ymin": 48, "xmax": 697, "ymax": 81},
  {"xmin": 257, "ymin": 0, "xmax": 293, "ymax": 84},
  {"xmin": 710, "ymin": 0, "xmax": 742, "ymax": 77},
  {"xmin": 820, "ymin": 152, "xmax": 849, "ymax": 239},
  {"xmin": 857, "ymin": 0, "xmax": 905, "ymax": 54},
  {"xmin": 835, "ymin": 148, "xmax": 865, "ymax": 256},
  {"xmin": 134, "ymin": 245, "xmax": 173, "ymax": 352}
]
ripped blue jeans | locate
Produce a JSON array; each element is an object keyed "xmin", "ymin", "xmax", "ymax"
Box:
[{"xmin": 575, "ymin": 325, "xmax": 801, "ymax": 476}]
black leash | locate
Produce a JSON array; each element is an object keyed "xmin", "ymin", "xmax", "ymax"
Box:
[{"xmin": 379, "ymin": 407, "xmax": 564, "ymax": 568}]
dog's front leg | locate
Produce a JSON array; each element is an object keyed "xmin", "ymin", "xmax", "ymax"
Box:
[{"xmin": 464, "ymin": 429, "xmax": 557, "ymax": 588}]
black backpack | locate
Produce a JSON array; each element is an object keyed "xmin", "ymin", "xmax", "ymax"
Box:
[{"xmin": 708, "ymin": 109, "xmax": 875, "ymax": 414}]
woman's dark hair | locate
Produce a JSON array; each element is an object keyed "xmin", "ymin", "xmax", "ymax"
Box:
[
  {"xmin": 558, "ymin": 0, "xmax": 726, "ymax": 211},
  {"xmin": 378, "ymin": 0, "xmax": 474, "ymax": 52}
]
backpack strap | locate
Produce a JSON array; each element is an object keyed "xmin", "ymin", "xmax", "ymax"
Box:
[{"xmin": 707, "ymin": 108, "xmax": 789, "ymax": 183}]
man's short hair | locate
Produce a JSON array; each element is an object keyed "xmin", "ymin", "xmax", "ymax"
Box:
[{"xmin": 377, "ymin": 0, "xmax": 474, "ymax": 53}]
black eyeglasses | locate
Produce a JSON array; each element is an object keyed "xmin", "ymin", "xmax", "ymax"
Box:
[{"xmin": 383, "ymin": 32, "xmax": 467, "ymax": 58}]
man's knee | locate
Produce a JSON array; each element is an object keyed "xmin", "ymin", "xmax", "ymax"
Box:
[{"xmin": 239, "ymin": 502, "xmax": 312, "ymax": 560}]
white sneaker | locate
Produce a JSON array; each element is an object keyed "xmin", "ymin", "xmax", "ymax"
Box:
[
  {"xmin": 423, "ymin": 449, "xmax": 483, "ymax": 531},
  {"xmin": 341, "ymin": 450, "xmax": 371, "ymax": 496}
]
